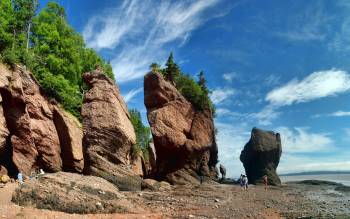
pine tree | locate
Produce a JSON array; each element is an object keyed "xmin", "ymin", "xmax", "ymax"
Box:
[{"xmin": 165, "ymin": 52, "xmax": 180, "ymax": 85}]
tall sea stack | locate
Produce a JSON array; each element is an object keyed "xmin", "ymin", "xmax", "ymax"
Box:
[{"xmin": 240, "ymin": 127, "xmax": 282, "ymax": 186}]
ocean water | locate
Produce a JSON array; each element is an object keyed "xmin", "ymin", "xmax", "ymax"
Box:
[{"xmin": 280, "ymin": 174, "xmax": 350, "ymax": 186}]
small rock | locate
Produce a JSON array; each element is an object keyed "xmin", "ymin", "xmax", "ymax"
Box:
[
  {"xmin": 138, "ymin": 193, "xmax": 143, "ymax": 197},
  {"xmin": 188, "ymin": 215, "xmax": 195, "ymax": 218},
  {"xmin": 96, "ymin": 202, "xmax": 103, "ymax": 209},
  {"xmin": 98, "ymin": 190, "xmax": 105, "ymax": 194},
  {"xmin": 214, "ymin": 199, "xmax": 220, "ymax": 203}
]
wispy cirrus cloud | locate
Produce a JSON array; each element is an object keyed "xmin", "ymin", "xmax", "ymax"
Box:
[
  {"xmin": 266, "ymin": 69, "xmax": 350, "ymax": 107},
  {"xmin": 83, "ymin": 0, "xmax": 223, "ymax": 83},
  {"xmin": 210, "ymin": 87, "xmax": 235, "ymax": 104},
  {"xmin": 222, "ymin": 72, "xmax": 236, "ymax": 83},
  {"xmin": 215, "ymin": 122, "xmax": 251, "ymax": 177},
  {"xmin": 123, "ymin": 88, "xmax": 142, "ymax": 103},
  {"xmin": 250, "ymin": 69, "xmax": 350, "ymax": 125},
  {"xmin": 277, "ymin": 127, "xmax": 333, "ymax": 153},
  {"xmin": 274, "ymin": 1, "xmax": 330, "ymax": 41},
  {"xmin": 314, "ymin": 110, "xmax": 350, "ymax": 118}
]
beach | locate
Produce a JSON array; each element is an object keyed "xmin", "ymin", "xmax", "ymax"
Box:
[{"xmin": 1, "ymin": 179, "xmax": 349, "ymax": 219}]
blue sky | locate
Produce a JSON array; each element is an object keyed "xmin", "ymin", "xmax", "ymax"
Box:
[{"xmin": 40, "ymin": 0, "xmax": 350, "ymax": 177}]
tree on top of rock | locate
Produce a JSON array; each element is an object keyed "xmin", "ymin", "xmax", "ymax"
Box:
[
  {"xmin": 164, "ymin": 52, "xmax": 180, "ymax": 85},
  {"xmin": 198, "ymin": 71, "xmax": 209, "ymax": 96},
  {"xmin": 150, "ymin": 62, "xmax": 161, "ymax": 73}
]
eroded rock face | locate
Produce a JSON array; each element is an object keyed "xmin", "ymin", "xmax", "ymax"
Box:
[
  {"xmin": 240, "ymin": 128, "xmax": 282, "ymax": 186},
  {"xmin": 0, "ymin": 95, "xmax": 9, "ymax": 158},
  {"xmin": 143, "ymin": 142, "xmax": 157, "ymax": 178},
  {"xmin": 131, "ymin": 151, "xmax": 144, "ymax": 177},
  {"xmin": 0, "ymin": 64, "xmax": 84, "ymax": 176},
  {"xmin": 82, "ymin": 69, "xmax": 140, "ymax": 191},
  {"xmin": 52, "ymin": 105, "xmax": 84, "ymax": 172},
  {"xmin": 0, "ymin": 64, "xmax": 61, "ymax": 175},
  {"xmin": 144, "ymin": 72, "xmax": 218, "ymax": 185}
]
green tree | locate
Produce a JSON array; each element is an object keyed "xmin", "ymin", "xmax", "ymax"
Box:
[
  {"xmin": 129, "ymin": 109, "xmax": 152, "ymax": 160},
  {"xmin": 150, "ymin": 62, "xmax": 161, "ymax": 73},
  {"xmin": 164, "ymin": 52, "xmax": 180, "ymax": 84},
  {"xmin": 152, "ymin": 54, "xmax": 216, "ymax": 116},
  {"xmin": 0, "ymin": 0, "xmax": 15, "ymax": 53}
]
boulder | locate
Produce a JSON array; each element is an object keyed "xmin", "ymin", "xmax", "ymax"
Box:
[
  {"xmin": 0, "ymin": 174, "xmax": 10, "ymax": 183},
  {"xmin": 141, "ymin": 179, "xmax": 171, "ymax": 191},
  {"xmin": 0, "ymin": 64, "xmax": 62, "ymax": 175},
  {"xmin": 144, "ymin": 72, "xmax": 218, "ymax": 185},
  {"xmin": 240, "ymin": 128, "xmax": 282, "ymax": 186},
  {"xmin": 52, "ymin": 105, "xmax": 84, "ymax": 172},
  {"xmin": 219, "ymin": 164, "xmax": 226, "ymax": 179},
  {"xmin": 82, "ymin": 69, "xmax": 140, "ymax": 191}
]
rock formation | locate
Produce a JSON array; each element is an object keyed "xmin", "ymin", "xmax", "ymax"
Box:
[
  {"xmin": 0, "ymin": 93, "xmax": 9, "ymax": 159},
  {"xmin": 82, "ymin": 69, "xmax": 141, "ymax": 191},
  {"xmin": 219, "ymin": 164, "xmax": 226, "ymax": 180},
  {"xmin": 52, "ymin": 105, "xmax": 84, "ymax": 172},
  {"xmin": 240, "ymin": 127, "xmax": 282, "ymax": 186},
  {"xmin": 131, "ymin": 151, "xmax": 144, "ymax": 177},
  {"xmin": 144, "ymin": 72, "xmax": 218, "ymax": 185},
  {"xmin": 143, "ymin": 142, "xmax": 157, "ymax": 178},
  {"xmin": 0, "ymin": 64, "xmax": 84, "ymax": 176}
]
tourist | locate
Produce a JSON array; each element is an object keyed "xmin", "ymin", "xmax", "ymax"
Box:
[
  {"xmin": 243, "ymin": 175, "xmax": 248, "ymax": 191},
  {"xmin": 17, "ymin": 172, "xmax": 23, "ymax": 184},
  {"xmin": 239, "ymin": 174, "xmax": 244, "ymax": 190},
  {"xmin": 263, "ymin": 175, "xmax": 268, "ymax": 191}
]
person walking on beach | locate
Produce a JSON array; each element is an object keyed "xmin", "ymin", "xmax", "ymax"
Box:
[
  {"xmin": 243, "ymin": 175, "xmax": 248, "ymax": 191},
  {"xmin": 263, "ymin": 175, "xmax": 268, "ymax": 191},
  {"xmin": 239, "ymin": 174, "xmax": 244, "ymax": 190}
]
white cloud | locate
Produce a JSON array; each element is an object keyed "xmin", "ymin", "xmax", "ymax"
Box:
[
  {"xmin": 216, "ymin": 108, "xmax": 243, "ymax": 119},
  {"xmin": 266, "ymin": 69, "xmax": 350, "ymax": 107},
  {"xmin": 210, "ymin": 88, "xmax": 235, "ymax": 104},
  {"xmin": 123, "ymin": 88, "xmax": 142, "ymax": 103},
  {"xmin": 330, "ymin": 111, "xmax": 350, "ymax": 117},
  {"xmin": 215, "ymin": 122, "xmax": 250, "ymax": 178},
  {"xmin": 83, "ymin": 0, "xmax": 222, "ymax": 83},
  {"xmin": 278, "ymin": 154, "xmax": 350, "ymax": 174},
  {"xmin": 248, "ymin": 105, "xmax": 281, "ymax": 126},
  {"xmin": 264, "ymin": 74, "xmax": 281, "ymax": 86},
  {"xmin": 276, "ymin": 127, "xmax": 333, "ymax": 153},
  {"xmin": 222, "ymin": 73, "xmax": 236, "ymax": 82}
]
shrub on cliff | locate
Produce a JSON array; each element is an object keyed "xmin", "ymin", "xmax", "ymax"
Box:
[{"xmin": 0, "ymin": 1, "xmax": 113, "ymax": 118}]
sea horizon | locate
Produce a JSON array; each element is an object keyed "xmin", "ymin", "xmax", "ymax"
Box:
[{"xmin": 280, "ymin": 173, "xmax": 350, "ymax": 186}]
